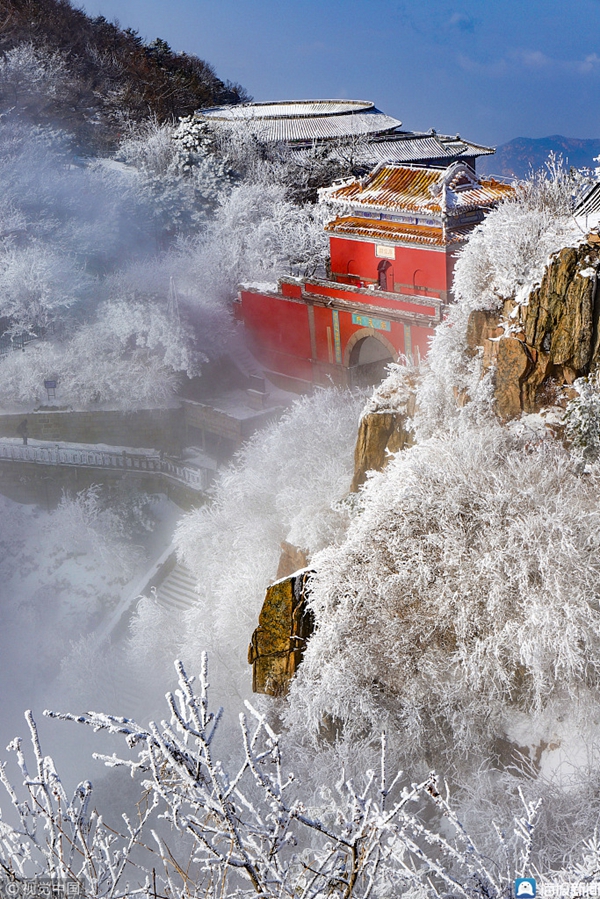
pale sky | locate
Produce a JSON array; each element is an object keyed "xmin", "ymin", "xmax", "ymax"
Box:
[{"xmin": 77, "ymin": 0, "xmax": 600, "ymax": 147}]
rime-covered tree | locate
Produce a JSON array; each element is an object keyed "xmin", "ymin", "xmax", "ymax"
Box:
[
  {"xmin": 0, "ymin": 656, "xmax": 545, "ymax": 899},
  {"xmin": 117, "ymin": 119, "xmax": 236, "ymax": 245},
  {"xmin": 0, "ymin": 7, "xmax": 249, "ymax": 149}
]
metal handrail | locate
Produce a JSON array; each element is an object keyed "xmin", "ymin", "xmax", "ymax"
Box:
[
  {"xmin": 0, "ymin": 440, "xmax": 213, "ymax": 492},
  {"xmin": 0, "ymin": 332, "xmax": 37, "ymax": 355}
]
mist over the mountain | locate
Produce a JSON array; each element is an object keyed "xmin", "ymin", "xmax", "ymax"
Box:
[{"xmin": 5, "ymin": 1, "xmax": 600, "ymax": 895}]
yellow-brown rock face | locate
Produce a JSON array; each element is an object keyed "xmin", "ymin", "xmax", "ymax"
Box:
[
  {"xmin": 525, "ymin": 246, "xmax": 599, "ymax": 373},
  {"xmin": 467, "ymin": 241, "xmax": 600, "ymax": 419},
  {"xmin": 351, "ymin": 392, "xmax": 416, "ymax": 492},
  {"xmin": 494, "ymin": 338, "xmax": 534, "ymax": 420},
  {"xmin": 276, "ymin": 541, "xmax": 309, "ymax": 579},
  {"xmin": 248, "ymin": 569, "xmax": 313, "ymax": 696}
]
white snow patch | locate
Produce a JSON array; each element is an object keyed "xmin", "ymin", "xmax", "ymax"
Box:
[{"xmin": 239, "ymin": 281, "xmax": 279, "ymax": 292}]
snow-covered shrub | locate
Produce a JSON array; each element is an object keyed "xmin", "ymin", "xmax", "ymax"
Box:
[
  {"xmin": 117, "ymin": 118, "xmax": 235, "ymax": 242},
  {"xmin": 286, "ymin": 420, "xmax": 600, "ymax": 779},
  {"xmin": 0, "ymin": 42, "xmax": 75, "ymax": 121},
  {"xmin": 412, "ymin": 159, "xmax": 587, "ymax": 440},
  {"xmin": 0, "ymin": 241, "xmax": 89, "ymax": 335},
  {"xmin": 360, "ymin": 360, "xmax": 418, "ymax": 418},
  {"xmin": 216, "ymin": 122, "xmax": 373, "ymax": 202},
  {"xmin": 0, "ymin": 120, "xmax": 142, "ymax": 335},
  {"xmin": 0, "ymin": 337, "xmax": 176, "ymax": 409},
  {"xmin": 0, "ymin": 110, "xmax": 331, "ymax": 408},
  {"xmin": 565, "ymin": 372, "xmax": 600, "ymax": 461},
  {"xmin": 128, "ymin": 388, "xmax": 365, "ymax": 705},
  {"xmin": 187, "ymin": 180, "xmax": 331, "ymax": 304},
  {"xmin": 0, "ymin": 119, "xmax": 148, "ymax": 267},
  {"xmin": 108, "ymin": 250, "xmax": 237, "ymax": 365},
  {"xmin": 453, "ymin": 157, "xmax": 583, "ymax": 313},
  {"xmin": 46, "ymin": 485, "xmax": 144, "ymax": 577},
  {"xmin": 411, "ymin": 310, "xmax": 496, "ymax": 442},
  {"xmin": 0, "ymin": 294, "xmax": 202, "ymax": 409},
  {"xmin": 94, "ymin": 295, "xmax": 203, "ymax": 378}
]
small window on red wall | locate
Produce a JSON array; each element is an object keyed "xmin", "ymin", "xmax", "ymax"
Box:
[
  {"xmin": 345, "ymin": 259, "xmax": 361, "ymax": 286},
  {"xmin": 413, "ymin": 269, "xmax": 424, "ymax": 291},
  {"xmin": 378, "ymin": 260, "xmax": 393, "ymax": 291}
]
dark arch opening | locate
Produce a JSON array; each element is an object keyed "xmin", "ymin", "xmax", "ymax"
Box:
[
  {"xmin": 378, "ymin": 260, "xmax": 394, "ymax": 291},
  {"xmin": 346, "ymin": 259, "xmax": 361, "ymax": 285},
  {"xmin": 348, "ymin": 336, "xmax": 395, "ymax": 387}
]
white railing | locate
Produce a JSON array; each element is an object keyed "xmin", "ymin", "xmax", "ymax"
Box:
[
  {"xmin": 161, "ymin": 457, "xmax": 211, "ymax": 491},
  {"xmin": 0, "ymin": 440, "xmax": 213, "ymax": 492}
]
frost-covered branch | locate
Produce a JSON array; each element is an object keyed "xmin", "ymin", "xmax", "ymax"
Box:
[
  {"xmin": 0, "ymin": 710, "xmax": 156, "ymax": 893},
  {"xmin": 26, "ymin": 657, "xmax": 547, "ymax": 897}
]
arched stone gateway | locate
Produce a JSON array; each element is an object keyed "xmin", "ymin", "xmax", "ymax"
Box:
[{"xmin": 346, "ymin": 332, "xmax": 396, "ymax": 387}]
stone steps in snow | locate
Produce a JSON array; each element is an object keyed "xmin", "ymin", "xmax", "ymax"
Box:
[
  {"xmin": 154, "ymin": 563, "xmax": 198, "ymax": 612},
  {"xmin": 229, "ymin": 339, "xmax": 264, "ymax": 379}
]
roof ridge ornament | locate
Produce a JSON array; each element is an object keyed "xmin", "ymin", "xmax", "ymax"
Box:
[{"xmin": 441, "ymin": 161, "xmax": 479, "ymax": 190}]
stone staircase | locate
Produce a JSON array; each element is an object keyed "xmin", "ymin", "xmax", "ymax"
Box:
[
  {"xmin": 90, "ymin": 557, "xmax": 199, "ymax": 721},
  {"xmin": 153, "ymin": 562, "xmax": 198, "ymax": 613},
  {"xmin": 229, "ymin": 336, "xmax": 264, "ymax": 380},
  {"xmin": 100, "ymin": 563, "xmax": 199, "ymax": 720}
]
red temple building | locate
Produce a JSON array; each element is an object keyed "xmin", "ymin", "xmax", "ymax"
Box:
[{"xmin": 237, "ymin": 161, "xmax": 512, "ymax": 389}]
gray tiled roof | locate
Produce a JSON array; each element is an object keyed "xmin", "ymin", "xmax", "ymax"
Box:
[
  {"xmin": 198, "ymin": 100, "xmax": 495, "ymax": 165},
  {"xmin": 293, "ymin": 133, "xmax": 494, "ymax": 167},
  {"xmin": 575, "ymin": 182, "xmax": 600, "ymax": 217},
  {"xmin": 198, "ymin": 100, "xmax": 402, "ymax": 142},
  {"xmin": 437, "ymin": 135, "xmax": 495, "ymax": 159},
  {"xmin": 202, "ymin": 100, "xmax": 379, "ymax": 119}
]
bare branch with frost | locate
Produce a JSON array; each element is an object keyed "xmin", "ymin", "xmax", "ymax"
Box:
[
  {"xmin": 0, "ymin": 655, "xmax": 544, "ymax": 897},
  {"xmin": 0, "ymin": 711, "xmax": 156, "ymax": 892}
]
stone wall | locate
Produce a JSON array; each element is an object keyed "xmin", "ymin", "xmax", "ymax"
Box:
[
  {"xmin": 182, "ymin": 399, "xmax": 280, "ymax": 444},
  {"xmin": 0, "ymin": 408, "xmax": 185, "ymax": 453},
  {"xmin": 0, "ymin": 460, "xmax": 204, "ymax": 510}
]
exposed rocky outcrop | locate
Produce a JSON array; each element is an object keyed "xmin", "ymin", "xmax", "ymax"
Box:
[
  {"xmin": 524, "ymin": 244, "xmax": 600, "ymax": 372},
  {"xmin": 351, "ymin": 412, "xmax": 412, "ymax": 491},
  {"xmin": 248, "ymin": 569, "xmax": 314, "ymax": 696},
  {"xmin": 276, "ymin": 541, "xmax": 309, "ymax": 579},
  {"xmin": 351, "ymin": 375, "xmax": 416, "ymax": 491},
  {"xmin": 468, "ymin": 240, "xmax": 600, "ymax": 419},
  {"xmin": 250, "ymin": 240, "xmax": 600, "ymax": 699}
]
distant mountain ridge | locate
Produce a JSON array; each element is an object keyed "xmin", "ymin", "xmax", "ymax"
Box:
[{"xmin": 478, "ymin": 135, "xmax": 600, "ymax": 180}]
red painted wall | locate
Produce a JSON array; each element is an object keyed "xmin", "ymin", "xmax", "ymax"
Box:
[
  {"xmin": 241, "ymin": 290, "xmax": 313, "ymax": 381},
  {"xmin": 241, "ymin": 288, "xmax": 437, "ymax": 383},
  {"xmin": 411, "ymin": 324, "xmax": 435, "ymax": 361},
  {"xmin": 329, "ymin": 235, "xmax": 450, "ymax": 297},
  {"xmin": 313, "ymin": 305, "xmax": 336, "ymax": 364},
  {"xmin": 336, "ymin": 308, "xmax": 405, "ymax": 360}
]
